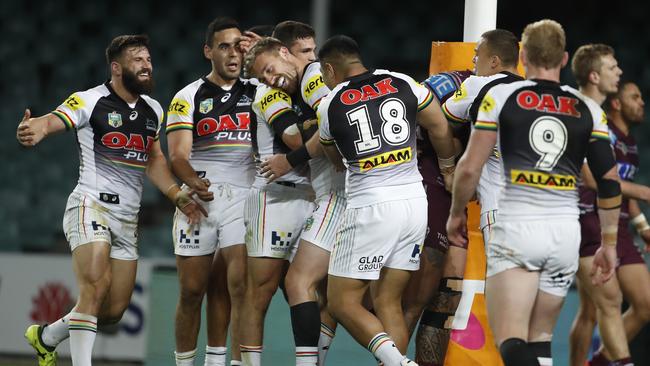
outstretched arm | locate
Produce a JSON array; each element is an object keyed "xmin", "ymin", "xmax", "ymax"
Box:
[{"xmin": 16, "ymin": 109, "xmax": 67, "ymax": 147}]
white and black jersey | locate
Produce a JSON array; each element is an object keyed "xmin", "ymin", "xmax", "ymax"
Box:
[
  {"xmin": 52, "ymin": 82, "xmax": 164, "ymax": 219},
  {"xmin": 475, "ymin": 79, "xmax": 610, "ymax": 219},
  {"xmin": 165, "ymin": 77, "xmax": 257, "ymax": 186},
  {"xmin": 319, "ymin": 70, "xmax": 434, "ymax": 207}
]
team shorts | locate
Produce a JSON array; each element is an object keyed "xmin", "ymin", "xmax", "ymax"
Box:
[
  {"xmin": 62, "ymin": 192, "xmax": 138, "ymax": 260},
  {"xmin": 579, "ymin": 216, "xmax": 644, "ymax": 267},
  {"xmin": 329, "ymin": 197, "xmax": 428, "ymax": 280},
  {"xmin": 244, "ymin": 182, "xmax": 314, "ymax": 259},
  {"xmin": 486, "ymin": 219, "xmax": 580, "ymax": 297},
  {"xmin": 173, "ymin": 183, "xmax": 249, "ymax": 256},
  {"xmin": 300, "ymin": 190, "xmax": 346, "ymax": 252}
]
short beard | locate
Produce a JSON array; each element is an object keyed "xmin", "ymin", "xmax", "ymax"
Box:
[{"xmin": 122, "ymin": 68, "xmax": 154, "ymax": 95}]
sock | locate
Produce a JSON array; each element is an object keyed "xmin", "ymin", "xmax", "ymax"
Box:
[
  {"xmin": 367, "ymin": 332, "xmax": 405, "ymax": 366},
  {"xmin": 290, "ymin": 301, "xmax": 320, "ymax": 365},
  {"xmin": 174, "ymin": 348, "xmax": 196, "ymax": 366},
  {"xmin": 240, "ymin": 345, "xmax": 262, "ymax": 366},
  {"xmin": 610, "ymin": 357, "xmax": 634, "ymax": 366},
  {"xmin": 204, "ymin": 346, "xmax": 227, "ymax": 366},
  {"xmin": 68, "ymin": 312, "xmax": 98, "ymax": 366},
  {"xmin": 499, "ymin": 338, "xmax": 540, "ymax": 366},
  {"xmin": 529, "ymin": 341, "xmax": 552, "ymax": 366},
  {"xmin": 318, "ymin": 323, "xmax": 335, "ymax": 365},
  {"xmin": 230, "ymin": 361, "xmax": 242, "ymax": 366},
  {"xmin": 42, "ymin": 312, "xmax": 72, "ymax": 347},
  {"xmin": 589, "ymin": 351, "xmax": 609, "ymax": 366}
]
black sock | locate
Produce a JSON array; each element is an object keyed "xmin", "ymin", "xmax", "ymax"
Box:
[
  {"xmin": 499, "ymin": 338, "xmax": 540, "ymax": 366},
  {"xmin": 290, "ymin": 301, "xmax": 321, "ymax": 346},
  {"xmin": 529, "ymin": 341, "xmax": 551, "ymax": 365}
]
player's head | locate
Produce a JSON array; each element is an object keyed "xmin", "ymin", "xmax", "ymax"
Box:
[
  {"xmin": 605, "ymin": 81, "xmax": 645, "ymax": 124},
  {"xmin": 571, "ymin": 43, "xmax": 621, "ymax": 94},
  {"xmin": 247, "ymin": 24, "xmax": 275, "ymax": 37},
  {"xmin": 244, "ymin": 37, "xmax": 300, "ymax": 94},
  {"xmin": 318, "ymin": 35, "xmax": 362, "ymax": 90},
  {"xmin": 204, "ymin": 17, "xmax": 242, "ymax": 82},
  {"xmin": 521, "ymin": 19, "xmax": 567, "ymax": 71},
  {"xmin": 273, "ymin": 20, "xmax": 316, "ymax": 64},
  {"xmin": 106, "ymin": 34, "xmax": 154, "ymax": 95},
  {"xmin": 473, "ymin": 29, "xmax": 519, "ymax": 76}
]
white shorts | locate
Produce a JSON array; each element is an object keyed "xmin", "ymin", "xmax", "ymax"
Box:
[
  {"xmin": 62, "ymin": 192, "xmax": 138, "ymax": 260},
  {"xmin": 486, "ymin": 219, "xmax": 580, "ymax": 297},
  {"xmin": 329, "ymin": 197, "xmax": 427, "ymax": 280},
  {"xmin": 300, "ymin": 190, "xmax": 346, "ymax": 252},
  {"xmin": 244, "ymin": 183, "xmax": 314, "ymax": 259},
  {"xmin": 173, "ymin": 183, "xmax": 249, "ymax": 256}
]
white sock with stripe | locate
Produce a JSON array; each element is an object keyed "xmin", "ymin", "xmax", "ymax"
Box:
[
  {"xmin": 42, "ymin": 312, "xmax": 72, "ymax": 347},
  {"xmin": 68, "ymin": 312, "xmax": 97, "ymax": 366},
  {"xmin": 318, "ymin": 323, "xmax": 335, "ymax": 366},
  {"xmin": 204, "ymin": 346, "xmax": 227, "ymax": 366},
  {"xmin": 240, "ymin": 345, "xmax": 262, "ymax": 366},
  {"xmin": 367, "ymin": 332, "xmax": 404, "ymax": 366},
  {"xmin": 174, "ymin": 348, "xmax": 196, "ymax": 366},
  {"xmin": 296, "ymin": 346, "xmax": 318, "ymax": 365}
]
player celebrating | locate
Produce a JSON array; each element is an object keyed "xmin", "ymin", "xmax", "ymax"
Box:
[
  {"xmin": 166, "ymin": 17, "xmax": 256, "ymax": 366},
  {"xmin": 318, "ymin": 35, "xmax": 456, "ymax": 366},
  {"xmin": 20, "ymin": 35, "xmax": 205, "ymax": 366},
  {"xmin": 447, "ymin": 20, "xmax": 621, "ymax": 366}
]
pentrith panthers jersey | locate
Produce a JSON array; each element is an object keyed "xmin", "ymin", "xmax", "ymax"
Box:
[
  {"xmin": 475, "ymin": 79, "xmax": 610, "ymax": 220},
  {"xmin": 319, "ymin": 70, "xmax": 433, "ymax": 207},
  {"xmin": 300, "ymin": 62, "xmax": 345, "ymax": 199},
  {"xmin": 251, "ymin": 84, "xmax": 309, "ymax": 187},
  {"xmin": 443, "ymin": 72, "xmax": 523, "ymax": 223},
  {"xmin": 165, "ymin": 77, "xmax": 256, "ymax": 187},
  {"xmin": 52, "ymin": 82, "xmax": 163, "ymax": 219}
]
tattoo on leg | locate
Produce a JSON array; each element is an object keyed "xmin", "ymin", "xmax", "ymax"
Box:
[{"xmin": 416, "ymin": 324, "xmax": 450, "ymax": 365}]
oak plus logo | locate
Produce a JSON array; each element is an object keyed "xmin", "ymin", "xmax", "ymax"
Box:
[{"xmin": 30, "ymin": 282, "xmax": 74, "ymax": 323}]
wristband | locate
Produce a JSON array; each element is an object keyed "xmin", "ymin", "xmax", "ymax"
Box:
[
  {"xmin": 632, "ymin": 213, "xmax": 650, "ymax": 233},
  {"xmin": 601, "ymin": 225, "xmax": 618, "ymax": 247},
  {"xmin": 286, "ymin": 145, "xmax": 311, "ymax": 168},
  {"xmin": 438, "ymin": 155, "xmax": 456, "ymax": 175}
]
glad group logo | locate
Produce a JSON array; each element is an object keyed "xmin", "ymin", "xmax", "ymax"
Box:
[{"xmin": 30, "ymin": 282, "xmax": 74, "ymax": 324}]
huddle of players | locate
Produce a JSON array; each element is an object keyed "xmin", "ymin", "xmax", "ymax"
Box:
[{"xmin": 17, "ymin": 13, "xmax": 650, "ymax": 366}]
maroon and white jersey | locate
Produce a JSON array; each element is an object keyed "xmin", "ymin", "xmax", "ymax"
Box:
[
  {"xmin": 52, "ymin": 82, "xmax": 164, "ymax": 219},
  {"xmin": 165, "ymin": 77, "xmax": 256, "ymax": 187}
]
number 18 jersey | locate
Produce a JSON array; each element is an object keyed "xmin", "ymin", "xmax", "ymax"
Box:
[
  {"xmin": 319, "ymin": 70, "xmax": 434, "ymax": 207},
  {"xmin": 475, "ymin": 79, "xmax": 609, "ymax": 219}
]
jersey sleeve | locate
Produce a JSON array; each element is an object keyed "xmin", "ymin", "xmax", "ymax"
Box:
[
  {"xmin": 145, "ymin": 97, "xmax": 165, "ymax": 141},
  {"xmin": 254, "ymin": 85, "xmax": 294, "ymax": 126},
  {"xmin": 474, "ymin": 87, "xmax": 503, "ymax": 132},
  {"xmin": 165, "ymin": 88, "xmax": 195, "ymax": 134},
  {"xmin": 442, "ymin": 77, "xmax": 479, "ymax": 123},
  {"xmin": 52, "ymin": 91, "xmax": 94, "ymax": 130},
  {"xmin": 301, "ymin": 62, "xmax": 330, "ymax": 112},
  {"xmin": 590, "ymin": 107, "xmax": 610, "ymax": 142},
  {"xmin": 317, "ymin": 95, "xmax": 334, "ymax": 145}
]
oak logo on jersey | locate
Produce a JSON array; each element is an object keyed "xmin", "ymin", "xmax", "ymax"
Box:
[
  {"xmin": 340, "ymin": 78, "xmax": 398, "ymax": 105},
  {"xmin": 511, "ymin": 169, "xmax": 576, "ymax": 190},
  {"xmin": 197, "ymin": 113, "xmax": 251, "ymax": 137},
  {"xmin": 260, "ymin": 89, "xmax": 291, "ymax": 112},
  {"xmin": 359, "ymin": 147, "xmax": 412, "ymax": 172},
  {"xmin": 102, "ymin": 132, "xmax": 155, "ymax": 153},
  {"xmin": 199, "ymin": 98, "xmax": 214, "ymax": 114},
  {"xmin": 303, "ymin": 74, "xmax": 325, "ymax": 99},
  {"xmin": 516, "ymin": 91, "xmax": 581, "ymax": 117},
  {"xmin": 108, "ymin": 111, "xmax": 123, "ymax": 128},
  {"xmin": 64, "ymin": 94, "xmax": 84, "ymax": 111},
  {"xmin": 168, "ymin": 98, "xmax": 190, "ymax": 116}
]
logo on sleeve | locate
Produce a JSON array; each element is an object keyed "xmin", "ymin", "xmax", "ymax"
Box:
[
  {"xmin": 199, "ymin": 98, "xmax": 213, "ymax": 114},
  {"xmin": 168, "ymin": 98, "xmax": 190, "ymax": 116},
  {"xmin": 259, "ymin": 89, "xmax": 291, "ymax": 113},
  {"xmin": 108, "ymin": 111, "xmax": 123, "ymax": 128},
  {"xmin": 452, "ymin": 82, "xmax": 468, "ymax": 101},
  {"xmin": 303, "ymin": 74, "xmax": 325, "ymax": 99},
  {"xmin": 479, "ymin": 93, "xmax": 496, "ymax": 113},
  {"xmin": 64, "ymin": 94, "xmax": 84, "ymax": 111}
]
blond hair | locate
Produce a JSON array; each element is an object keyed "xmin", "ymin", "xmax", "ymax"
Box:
[
  {"xmin": 521, "ymin": 19, "xmax": 565, "ymax": 69},
  {"xmin": 243, "ymin": 37, "xmax": 284, "ymax": 78},
  {"xmin": 571, "ymin": 44, "xmax": 615, "ymax": 87}
]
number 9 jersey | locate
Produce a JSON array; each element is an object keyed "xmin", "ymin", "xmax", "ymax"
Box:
[
  {"xmin": 318, "ymin": 70, "xmax": 433, "ymax": 207},
  {"xmin": 475, "ymin": 79, "xmax": 610, "ymax": 220}
]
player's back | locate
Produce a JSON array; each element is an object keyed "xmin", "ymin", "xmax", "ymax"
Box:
[
  {"xmin": 477, "ymin": 79, "xmax": 609, "ymax": 220},
  {"xmin": 319, "ymin": 69, "xmax": 432, "ymax": 207}
]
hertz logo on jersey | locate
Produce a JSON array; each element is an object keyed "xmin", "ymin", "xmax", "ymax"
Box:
[
  {"xmin": 168, "ymin": 98, "xmax": 190, "ymax": 116},
  {"xmin": 64, "ymin": 94, "xmax": 84, "ymax": 111},
  {"xmin": 359, "ymin": 147, "xmax": 412, "ymax": 172},
  {"xmin": 479, "ymin": 93, "xmax": 496, "ymax": 113},
  {"xmin": 303, "ymin": 74, "xmax": 325, "ymax": 99},
  {"xmin": 511, "ymin": 169, "xmax": 576, "ymax": 190},
  {"xmin": 259, "ymin": 89, "xmax": 291, "ymax": 112}
]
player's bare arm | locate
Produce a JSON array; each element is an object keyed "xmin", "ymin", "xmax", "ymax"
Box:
[
  {"xmin": 145, "ymin": 139, "xmax": 207, "ymax": 224},
  {"xmin": 16, "ymin": 109, "xmax": 67, "ymax": 147},
  {"xmin": 447, "ymin": 129, "xmax": 496, "ymax": 247},
  {"xmin": 319, "ymin": 131, "xmax": 344, "ymax": 172},
  {"xmin": 261, "ymin": 126, "xmax": 325, "ymax": 181},
  {"xmin": 167, "ymin": 128, "xmax": 214, "ymax": 201},
  {"xmin": 417, "ymin": 98, "xmax": 457, "ymax": 190},
  {"xmin": 581, "ymin": 163, "xmax": 650, "ymax": 203},
  {"xmin": 629, "ymin": 198, "xmax": 650, "ymax": 252}
]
